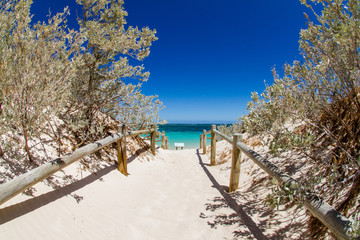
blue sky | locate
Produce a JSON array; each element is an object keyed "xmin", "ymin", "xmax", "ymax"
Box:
[{"xmin": 30, "ymin": 0, "xmax": 311, "ymax": 123}]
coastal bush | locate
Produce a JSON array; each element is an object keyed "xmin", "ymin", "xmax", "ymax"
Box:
[
  {"xmin": 0, "ymin": 0, "xmax": 82, "ymax": 162},
  {"xmin": 66, "ymin": 0, "xmax": 161, "ymax": 134},
  {"xmin": 216, "ymin": 123, "xmax": 243, "ymax": 139},
  {"xmin": 0, "ymin": 0, "xmax": 163, "ymax": 183},
  {"xmin": 240, "ymin": 0, "xmax": 360, "ymax": 237}
]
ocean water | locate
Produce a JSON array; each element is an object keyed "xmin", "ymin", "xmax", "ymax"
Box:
[{"xmin": 156, "ymin": 124, "xmax": 215, "ymax": 150}]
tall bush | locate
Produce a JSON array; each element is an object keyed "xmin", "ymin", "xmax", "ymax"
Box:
[
  {"xmin": 241, "ymin": 0, "xmax": 360, "ymax": 237},
  {"xmin": 0, "ymin": 0, "xmax": 82, "ymax": 162},
  {"xmin": 0, "ymin": 0, "xmax": 163, "ymax": 181},
  {"xmin": 66, "ymin": 0, "xmax": 159, "ymax": 134}
]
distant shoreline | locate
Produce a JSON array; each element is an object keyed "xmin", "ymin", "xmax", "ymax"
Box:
[
  {"xmin": 165, "ymin": 121, "xmax": 235, "ymax": 125},
  {"xmin": 157, "ymin": 123, "xmax": 231, "ymax": 150}
]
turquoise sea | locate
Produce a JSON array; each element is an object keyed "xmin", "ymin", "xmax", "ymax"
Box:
[{"xmin": 156, "ymin": 123, "xmax": 227, "ymax": 150}]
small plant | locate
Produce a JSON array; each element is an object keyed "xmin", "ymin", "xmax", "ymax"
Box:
[
  {"xmin": 216, "ymin": 123, "xmax": 243, "ymax": 139},
  {"xmin": 349, "ymin": 211, "xmax": 360, "ymax": 239},
  {"xmin": 264, "ymin": 179, "xmax": 302, "ymax": 210}
]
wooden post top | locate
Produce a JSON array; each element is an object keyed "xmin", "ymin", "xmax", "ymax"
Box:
[
  {"xmin": 211, "ymin": 125, "xmax": 216, "ymax": 130},
  {"xmin": 233, "ymin": 133, "xmax": 243, "ymax": 142},
  {"xmin": 117, "ymin": 124, "xmax": 127, "ymax": 133}
]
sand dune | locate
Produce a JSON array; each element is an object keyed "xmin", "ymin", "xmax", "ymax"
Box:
[{"xmin": 0, "ymin": 142, "xmax": 308, "ymax": 239}]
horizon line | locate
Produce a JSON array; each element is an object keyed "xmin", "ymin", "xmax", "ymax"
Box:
[{"xmin": 165, "ymin": 120, "xmax": 236, "ymax": 124}]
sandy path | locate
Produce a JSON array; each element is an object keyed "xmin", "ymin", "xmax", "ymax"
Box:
[{"xmin": 0, "ymin": 148, "xmax": 268, "ymax": 240}]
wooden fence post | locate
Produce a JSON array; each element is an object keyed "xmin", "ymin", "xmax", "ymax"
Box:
[
  {"xmin": 117, "ymin": 124, "xmax": 128, "ymax": 176},
  {"xmin": 229, "ymin": 133, "xmax": 242, "ymax": 192},
  {"xmin": 202, "ymin": 130, "xmax": 207, "ymax": 154},
  {"xmin": 210, "ymin": 125, "xmax": 216, "ymax": 166},
  {"xmin": 0, "ymin": 127, "xmax": 155, "ymax": 205},
  {"xmin": 161, "ymin": 131, "xmax": 166, "ymax": 149},
  {"xmin": 165, "ymin": 136, "xmax": 169, "ymax": 150},
  {"xmin": 150, "ymin": 124, "xmax": 156, "ymax": 156},
  {"xmin": 200, "ymin": 134, "xmax": 203, "ymax": 149}
]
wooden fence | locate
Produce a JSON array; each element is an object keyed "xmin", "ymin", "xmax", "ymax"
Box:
[
  {"xmin": 201, "ymin": 125, "xmax": 355, "ymax": 240},
  {"xmin": 0, "ymin": 124, "xmax": 168, "ymax": 206},
  {"xmin": 142, "ymin": 130, "xmax": 169, "ymax": 150}
]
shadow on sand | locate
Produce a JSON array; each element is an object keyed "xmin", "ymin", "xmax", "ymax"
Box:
[
  {"xmin": 196, "ymin": 149, "xmax": 270, "ymax": 240},
  {"xmin": 0, "ymin": 164, "xmax": 117, "ymax": 224},
  {"xmin": 0, "ymin": 149, "xmax": 147, "ymax": 225}
]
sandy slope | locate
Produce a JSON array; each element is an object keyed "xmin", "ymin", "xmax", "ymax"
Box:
[{"xmin": 0, "ymin": 142, "xmax": 308, "ymax": 239}]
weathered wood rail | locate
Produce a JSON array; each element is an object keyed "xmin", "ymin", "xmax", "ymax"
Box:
[
  {"xmin": 201, "ymin": 125, "xmax": 356, "ymax": 240},
  {"xmin": 142, "ymin": 130, "xmax": 168, "ymax": 150},
  {"xmin": 0, "ymin": 124, "xmax": 168, "ymax": 206}
]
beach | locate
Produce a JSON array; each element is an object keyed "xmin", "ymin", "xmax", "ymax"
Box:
[
  {"xmin": 157, "ymin": 124, "xmax": 221, "ymax": 149},
  {"xmin": 2, "ymin": 0, "xmax": 358, "ymax": 238},
  {"xmin": 0, "ymin": 139, "xmax": 308, "ymax": 239}
]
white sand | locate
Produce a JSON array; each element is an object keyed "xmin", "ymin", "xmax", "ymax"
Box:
[{"xmin": 0, "ymin": 141, "xmax": 308, "ymax": 239}]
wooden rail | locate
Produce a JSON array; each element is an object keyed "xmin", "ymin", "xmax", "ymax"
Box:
[
  {"xmin": 0, "ymin": 125, "xmax": 167, "ymax": 206},
  {"xmin": 202, "ymin": 130, "xmax": 207, "ymax": 154},
  {"xmin": 205, "ymin": 125, "xmax": 355, "ymax": 240},
  {"xmin": 143, "ymin": 130, "xmax": 168, "ymax": 150}
]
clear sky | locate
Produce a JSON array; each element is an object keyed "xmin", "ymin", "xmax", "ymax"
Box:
[{"xmin": 30, "ymin": 0, "xmax": 311, "ymax": 123}]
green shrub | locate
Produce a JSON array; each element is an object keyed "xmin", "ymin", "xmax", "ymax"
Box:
[
  {"xmin": 241, "ymin": 0, "xmax": 360, "ymax": 237},
  {"xmin": 0, "ymin": 0, "xmax": 163, "ymax": 181}
]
